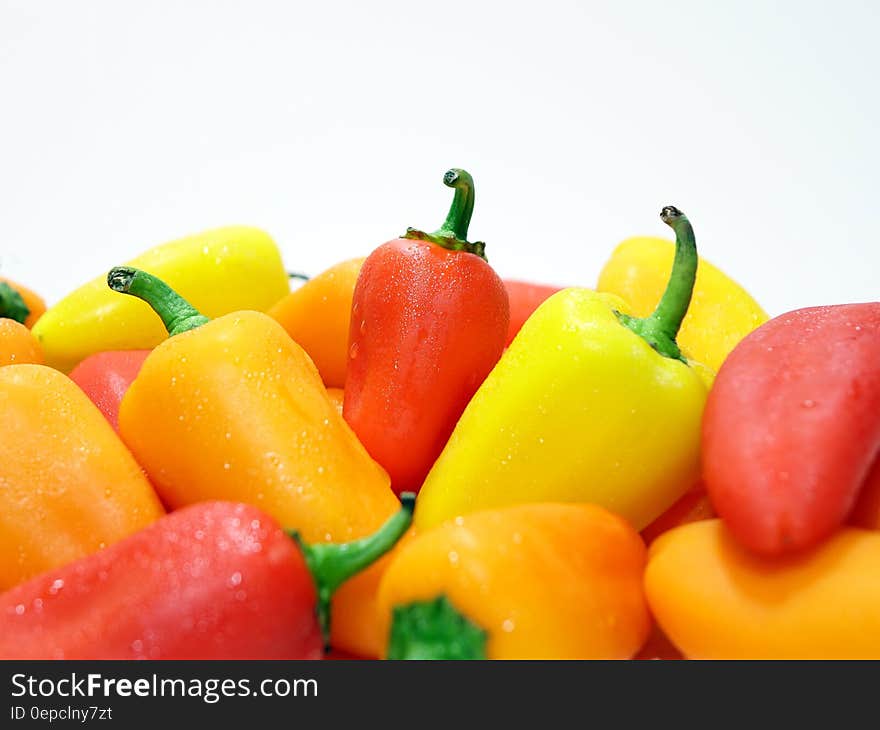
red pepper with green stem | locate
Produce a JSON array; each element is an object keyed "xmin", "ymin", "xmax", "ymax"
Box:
[
  {"xmin": 0, "ymin": 497, "xmax": 413, "ymax": 659},
  {"xmin": 343, "ymin": 169, "xmax": 509, "ymax": 495},
  {"xmin": 702, "ymin": 303, "xmax": 880, "ymax": 555},
  {"xmin": 69, "ymin": 350, "xmax": 151, "ymax": 431}
]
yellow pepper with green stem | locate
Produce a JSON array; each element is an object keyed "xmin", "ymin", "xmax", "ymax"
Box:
[
  {"xmin": 33, "ymin": 226, "xmax": 290, "ymax": 372},
  {"xmin": 597, "ymin": 235, "xmax": 767, "ymax": 372},
  {"xmin": 415, "ymin": 206, "xmax": 708, "ymax": 532}
]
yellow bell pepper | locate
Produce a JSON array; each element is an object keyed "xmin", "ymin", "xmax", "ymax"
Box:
[
  {"xmin": 33, "ymin": 226, "xmax": 290, "ymax": 372},
  {"xmin": 415, "ymin": 206, "xmax": 708, "ymax": 532},
  {"xmin": 597, "ymin": 235, "xmax": 768, "ymax": 372}
]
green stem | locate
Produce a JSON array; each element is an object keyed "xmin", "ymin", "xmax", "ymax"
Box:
[
  {"xmin": 287, "ymin": 271, "xmax": 310, "ymax": 281},
  {"xmin": 387, "ymin": 595, "xmax": 488, "ymax": 660},
  {"xmin": 616, "ymin": 205, "xmax": 698, "ymax": 362},
  {"xmin": 0, "ymin": 282, "xmax": 30, "ymax": 324},
  {"xmin": 290, "ymin": 493, "xmax": 415, "ymax": 649},
  {"xmin": 106, "ymin": 267, "xmax": 210, "ymax": 336},
  {"xmin": 403, "ymin": 169, "xmax": 487, "ymax": 260}
]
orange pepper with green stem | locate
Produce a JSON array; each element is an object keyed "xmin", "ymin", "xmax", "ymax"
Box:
[
  {"xmin": 269, "ymin": 258, "xmax": 365, "ymax": 388},
  {"xmin": 377, "ymin": 503, "xmax": 650, "ymax": 659},
  {"xmin": 0, "ymin": 278, "xmax": 46, "ymax": 328},
  {"xmin": 108, "ymin": 266, "xmax": 399, "ymax": 545},
  {"xmin": 0, "ymin": 364, "xmax": 164, "ymax": 591}
]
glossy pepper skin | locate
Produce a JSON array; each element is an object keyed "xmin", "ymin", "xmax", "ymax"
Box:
[
  {"xmin": 0, "ymin": 277, "xmax": 46, "ymax": 328},
  {"xmin": 0, "ymin": 319, "xmax": 44, "ymax": 366},
  {"xmin": 69, "ymin": 350, "xmax": 151, "ymax": 431},
  {"xmin": 344, "ymin": 169, "xmax": 509, "ymax": 495},
  {"xmin": 702, "ymin": 304, "xmax": 880, "ymax": 556},
  {"xmin": 33, "ymin": 226, "xmax": 290, "ymax": 373},
  {"xmin": 503, "ymin": 279, "xmax": 563, "ymax": 347},
  {"xmin": 0, "ymin": 365, "xmax": 164, "ymax": 591},
  {"xmin": 597, "ymin": 236, "xmax": 767, "ymax": 372},
  {"xmin": 646, "ymin": 519, "xmax": 880, "ymax": 659},
  {"xmin": 108, "ymin": 267, "xmax": 399, "ymax": 545},
  {"xmin": 378, "ymin": 503, "xmax": 650, "ymax": 660},
  {"xmin": 415, "ymin": 207, "xmax": 707, "ymax": 532},
  {"xmin": 0, "ymin": 498, "xmax": 413, "ymax": 659},
  {"xmin": 269, "ymin": 258, "xmax": 365, "ymax": 388}
]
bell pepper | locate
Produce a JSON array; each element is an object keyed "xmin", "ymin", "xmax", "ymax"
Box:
[
  {"xmin": 33, "ymin": 226, "xmax": 290, "ymax": 373},
  {"xmin": 0, "ymin": 319, "xmax": 44, "ymax": 367},
  {"xmin": 415, "ymin": 206, "xmax": 707, "ymax": 532},
  {"xmin": 377, "ymin": 503, "xmax": 650, "ymax": 659},
  {"xmin": 0, "ymin": 277, "xmax": 45, "ymax": 328},
  {"xmin": 597, "ymin": 235, "xmax": 768, "ymax": 372},
  {"xmin": 702, "ymin": 304, "xmax": 880, "ymax": 555},
  {"xmin": 344, "ymin": 169, "xmax": 509, "ymax": 495},
  {"xmin": 503, "ymin": 279, "xmax": 563, "ymax": 347},
  {"xmin": 646, "ymin": 519, "xmax": 880, "ymax": 659},
  {"xmin": 68, "ymin": 350, "xmax": 151, "ymax": 431},
  {"xmin": 0, "ymin": 364, "xmax": 164, "ymax": 591},
  {"xmin": 0, "ymin": 497, "xmax": 413, "ymax": 659},
  {"xmin": 107, "ymin": 266, "xmax": 399, "ymax": 545},
  {"xmin": 269, "ymin": 257, "xmax": 365, "ymax": 388}
]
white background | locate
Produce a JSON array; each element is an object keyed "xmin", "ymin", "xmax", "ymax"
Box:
[{"xmin": 1, "ymin": 0, "xmax": 877, "ymax": 316}]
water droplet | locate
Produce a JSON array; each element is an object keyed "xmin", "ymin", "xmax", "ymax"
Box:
[
  {"xmin": 131, "ymin": 639, "xmax": 144, "ymax": 653},
  {"xmin": 228, "ymin": 572, "xmax": 242, "ymax": 587},
  {"xmin": 453, "ymin": 516, "xmax": 464, "ymax": 527},
  {"xmin": 802, "ymin": 399, "xmax": 816, "ymax": 408},
  {"xmin": 502, "ymin": 619, "xmax": 515, "ymax": 632},
  {"xmin": 349, "ymin": 342, "xmax": 359, "ymax": 360},
  {"xmin": 49, "ymin": 579, "xmax": 64, "ymax": 595},
  {"xmin": 194, "ymin": 530, "xmax": 205, "ymax": 540},
  {"xmin": 202, "ymin": 246, "xmax": 209, "ymax": 255},
  {"xmin": 224, "ymin": 432, "xmax": 232, "ymax": 440},
  {"xmin": 316, "ymin": 466, "xmax": 325, "ymax": 475},
  {"xmin": 14, "ymin": 604, "xmax": 25, "ymax": 615},
  {"xmin": 448, "ymin": 550, "xmax": 459, "ymax": 565},
  {"xmin": 223, "ymin": 462, "xmax": 231, "ymax": 470},
  {"xmin": 250, "ymin": 519, "xmax": 261, "ymax": 530},
  {"xmin": 359, "ymin": 320, "xmax": 366, "ymax": 335}
]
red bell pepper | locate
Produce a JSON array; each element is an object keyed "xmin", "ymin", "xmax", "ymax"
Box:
[
  {"xmin": 702, "ymin": 304, "xmax": 880, "ymax": 555},
  {"xmin": 68, "ymin": 350, "xmax": 151, "ymax": 431},
  {"xmin": 503, "ymin": 280, "xmax": 562, "ymax": 347},
  {"xmin": 343, "ymin": 169, "xmax": 509, "ymax": 495},
  {"xmin": 0, "ymin": 497, "xmax": 413, "ymax": 659}
]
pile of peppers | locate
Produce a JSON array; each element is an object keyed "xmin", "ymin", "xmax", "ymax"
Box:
[{"xmin": 0, "ymin": 167, "xmax": 876, "ymax": 660}]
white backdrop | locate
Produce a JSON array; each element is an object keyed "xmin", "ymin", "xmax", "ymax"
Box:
[{"xmin": 1, "ymin": 0, "xmax": 877, "ymax": 316}]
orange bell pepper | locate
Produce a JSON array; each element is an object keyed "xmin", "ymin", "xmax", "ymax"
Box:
[
  {"xmin": 0, "ymin": 364, "xmax": 164, "ymax": 591},
  {"xmin": 377, "ymin": 503, "xmax": 650, "ymax": 659},
  {"xmin": 0, "ymin": 319, "xmax": 44, "ymax": 367},
  {"xmin": 109, "ymin": 266, "xmax": 399, "ymax": 544},
  {"xmin": 646, "ymin": 519, "xmax": 880, "ymax": 659},
  {"xmin": 268, "ymin": 258, "xmax": 365, "ymax": 388},
  {"xmin": 0, "ymin": 277, "xmax": 46, "ymax": 328}
]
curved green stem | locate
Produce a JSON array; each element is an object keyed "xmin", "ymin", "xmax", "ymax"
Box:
[
  {"xmin": 106, "ymin": 267, "xmax": 209, "ymax": 336},
  {"xmin": 616, "ymin": 206, "xmax": 697, "ymax": 362},
  {"xmin": 0, "ymin": 282, "xmax": 30, "ymax": 324},
  {"xmin": 387, "ymin": 595, "xmax": 487, "ymax": 660},
  {"xmin": 287, "ymin": 271, "xmax": 310, "ymax": 282},
  {"xmin": 403, "ymin": 169, "xmax": 487, "ymax": 260},
  {"xmin": 290, "ymin": 493, "xmax": 415, "ymax": 649}
]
